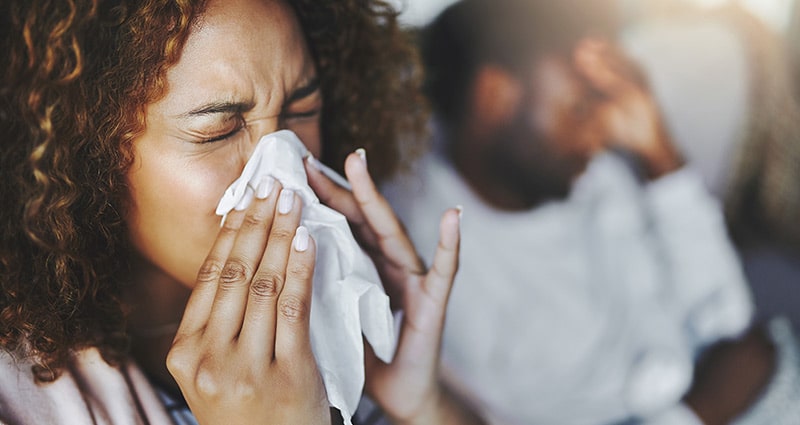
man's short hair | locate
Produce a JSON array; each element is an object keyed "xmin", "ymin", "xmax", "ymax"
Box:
[{"xmin": 421, "ymin": 0, "xmax": 618, "ymax": 133}]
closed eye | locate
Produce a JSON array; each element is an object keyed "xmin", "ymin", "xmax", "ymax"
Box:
[
  {"xmin": 283, "ymin": 108, "xmax": 320, "ymax": 120},
  {"xmin": 198, "ymin": 125, "xmax": 244, "ymax": 144}
]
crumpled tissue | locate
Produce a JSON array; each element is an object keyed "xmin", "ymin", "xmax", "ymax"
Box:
[{"xmin": 216, "ymin": 130, "xmax": 397, "ymax": 425}]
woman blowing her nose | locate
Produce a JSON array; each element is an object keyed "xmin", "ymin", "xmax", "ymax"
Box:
[{"xmin": 0, "ymin": 1, "xmax": 483, "ymax": 424}]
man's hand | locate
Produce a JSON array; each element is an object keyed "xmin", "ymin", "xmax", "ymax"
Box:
[
  {"xmin": 574, "ymin": 38, "xmax": 684, "ymax": 179},
  {"xmin": 685, "ymin": 327, "xmax": 776, "ymax": 425}
]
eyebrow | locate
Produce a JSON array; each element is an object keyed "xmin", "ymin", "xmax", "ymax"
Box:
[
  {"xmin": 284, "ymin": 78, "xmax": 320, "ymax": 105},
  {"xmin": 182, "ymin": 100, "xmax": 254, "ymax": 118},
  {"xmin": 179, "ymin": 78, "xmax": 320, "ymax": 119}
]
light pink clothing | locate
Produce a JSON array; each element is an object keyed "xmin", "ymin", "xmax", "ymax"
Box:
[{"xmin": 0, "ymin": 348, "xmax": 173, "ymax": 425}]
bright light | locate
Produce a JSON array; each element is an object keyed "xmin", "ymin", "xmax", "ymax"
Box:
[
  {"xmin": 398, "ymin": 0, "xmax": 459, "ymax": 27},
  {"xmin": 740, "ymin": 0, "xmax": 795, "ymax": 30},
  {"xmin": 685, "ymin": 0, "xmax": 796, "ymax": 30},
  {"xmin": 690, "ymin": 0, "xmax": 729, "ymax": 7},
  {"xmin": 399, "ymin": 0, "xmax": 798, "ymax": 31}
]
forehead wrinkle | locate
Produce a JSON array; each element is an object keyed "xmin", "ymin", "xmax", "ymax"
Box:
[{"xmin": 156, "ymin": 0, "xmax": 314, "ymax": 124}]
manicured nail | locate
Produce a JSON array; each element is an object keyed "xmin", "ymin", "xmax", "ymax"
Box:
[
  {"xmin": 235, "ymin": 186, "xmax": 255, "ymax": 211},
  {"xmin": 355, "ymin": 148, "xmax": 366, "ymax": 164},
  {"xmin": 306, "ymin": 154, "xmax": 321, "ymax": 171},
  {"xmin": 294, "ymin": 226, "xmax": 309, "ymax": 252},
  {"xmin": 256, "ymin": 176, "xmax": 274, "ymax": 199},
  {"xmin": 278, "ymin": 189, "xmax": 294, "ymax": 214}
]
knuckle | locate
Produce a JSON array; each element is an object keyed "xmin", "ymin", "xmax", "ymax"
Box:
[
  {"xmin": 232, "ymin": 378, "xmax": 258, "ymax": 401},
  {"xmin": 219, "ymin": 220, "xmax": 240, "ymax": 236},
  {"xmin": 249, "ymin": 274, "xmax": 281, "ymax": 299},
  {"xmin": 194, "ymin": 365, "xmax": 223, "ymax": 400},
  {"xmin": 242, "ymin": 211, "xmax": 267, "ymax": 228},
  {"xmin": 287, "ymin": 262, "xmax": 313, "ymax": 282},
  {"xmin": 279, "ymin": 294, "xmax": 309, "ymax": 323},
  {"xmin": 196, "ymin": 259, "xmax": 224, "ymax": 284},
  {"xmin": 270, "ymin": 227, "xmax": 295, "ymax": 242},
  {"xmin": 219, "ymin": 259, "xmax": 251, "ymax": 288},
  {"xmin": 430, "ymin": 262, "xmax": 452, "ymax": 280},
  {"xmin": 165, "ymin": 343, "xmax": 194, "ymax": 382}
]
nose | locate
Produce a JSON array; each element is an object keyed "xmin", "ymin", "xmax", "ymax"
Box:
[{"xmin": 238, "ymin": 117, "xmax": 283, "ymax": 165}]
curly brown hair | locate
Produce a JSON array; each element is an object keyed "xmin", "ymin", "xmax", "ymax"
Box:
[{"xmin": 0, "ymin": 0, "xmax": 426, "ymax": 381}]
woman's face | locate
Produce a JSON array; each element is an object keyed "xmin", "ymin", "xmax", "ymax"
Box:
[{"xmin": 127, "ymin": 0, "xmax": 322, "ymax": 287}]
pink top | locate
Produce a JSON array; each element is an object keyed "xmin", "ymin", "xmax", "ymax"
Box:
[{"xmin": 0, "ymin": 348, "xmax": 173, "ymax": 424}]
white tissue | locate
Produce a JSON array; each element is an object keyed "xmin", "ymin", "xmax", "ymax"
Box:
[{"xmin": 216, "ymin": 130, "xmax": 397, "ymax": 425}]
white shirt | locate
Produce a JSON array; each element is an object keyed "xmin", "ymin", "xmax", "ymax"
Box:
[{"xmin": 384, "ymin": 151, "xmax": 753, "ymax": 425}]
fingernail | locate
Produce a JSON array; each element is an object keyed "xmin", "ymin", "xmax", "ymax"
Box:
[
  {"xmin": 355, "ymin": 148, "xmax": 367, "ymax": 164},
  {"xmin": 278, "ymin": 189, "xmax": 294, "ymax": 214},
  {"xmin": 235, "ymin": 186, "xmax": 255, "ymax": 211},
  {"xmin": 306, "ymin": 154, "xmax": 321, "ymax": 171},
  {"xmin": 294, "ymin": 226, "xmax": 309, "ymax": 252},
  {"xmin": 256, "ymin": 176, "xmax": 274, "ymax": 199},
  {"xmin": 455, "ymin": 205, "xmax": 463, "ymax": 220}
]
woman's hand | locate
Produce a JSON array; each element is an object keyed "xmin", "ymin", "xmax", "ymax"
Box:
[
  {"xmin": 574, "ymin": 39, "xmax": 684, "ymax": 179},
  {"xmin": 166, "ymin": 181, "xmax": 330, "ymax": 425},
  {"xmin": 307, "ymin": 151, "xmax": 484, "ymax": 425}
]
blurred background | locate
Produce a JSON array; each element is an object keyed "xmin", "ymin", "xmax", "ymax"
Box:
[
  {"xmin": 387, "ymin": 0, "xmax": 800, "ymax": 425},
  {"xmin": 386, "ymin": 2, "xmax": 800, "ymax": 422},
  {"xmin": 399, "ymin": 0, "xmax": 798, "ymax": 32},
  {"xmin": 399, "ymin": 0, "xmax": 800, "ymax": 91},
  {"xmin": 396, "ymin": 0, "xmax": 800, "ymax": 328}
]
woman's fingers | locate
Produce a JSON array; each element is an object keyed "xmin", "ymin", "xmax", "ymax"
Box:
[
  {"xmin": 169, "ymin": 179, "xmax": 327, "ymax": 425},
  {"xmin": 402, "ymin": 208, "xmax": 461, "ymax": 350},
  {"xmin": 204, "ymin": 179, "xmax": 279, "ymax": 342},
  {"xmin": 363, "ymin": 208, "xmax": 462, "ymax": 422},
  {"xmin": 343, "ymin": 151, "xmax": 424, "ymax": 273},
  {"xmin": 274, "ymin": 226, "xmax": 316, "ymax": 361},
  {"xmin": 423, "ymin": 208, "xmax": 461, "ymax": 304},
  {"xmin": 238, "ymin": 189, "xmax": 303, "ymax": 358},
  {"xmin": 305, "ymin": 157, "xmax": 366, "ymax": 222},
  {"xmin": 304, "ymin": 157, "xmax": 380, "ymax": 251},
  {"xmin": 306, "ymin": 153, "xmax": 416, "ymax": 268},
  {"xmin": 175, "ymin": 208, "xmax": 247, "ymax": 339}
]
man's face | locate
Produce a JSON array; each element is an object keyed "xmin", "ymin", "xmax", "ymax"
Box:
[{"xmin": 485, "ymin": 57, "xmax": 605, "ymax": 204}]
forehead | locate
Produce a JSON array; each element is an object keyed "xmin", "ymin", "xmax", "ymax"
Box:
[
  {"xmin": 192, "ymin": 0, "xmax": 300, "ymax": 50},
  {"xmin": 155, "ymin": 0, "xmax": 311, "ymax": 115},
  {"xmin": 527, "ymin": 57, "xmax": 583, "ymax": 104}
]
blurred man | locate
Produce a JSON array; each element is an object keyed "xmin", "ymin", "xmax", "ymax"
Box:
[{"xmin": 384, "ymin": 0, "xmax": 782, "ymax": 424}]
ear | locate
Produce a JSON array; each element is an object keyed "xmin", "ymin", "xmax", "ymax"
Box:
[{"xmin": 470, "ymin": 65, "xmax": 523, "ymax": 130}]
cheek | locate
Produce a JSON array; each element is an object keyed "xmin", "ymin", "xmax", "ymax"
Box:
[
  {"xmin": 529, "ymin": 97, "xmax": 574, "ymax": 153},
  {"xmin": 288, "ymin": 118, "xmax": 322, "ymax": 158},
  {"xmin": 126, "ymin": 145, "xmax": 240, "ymax": 287}
]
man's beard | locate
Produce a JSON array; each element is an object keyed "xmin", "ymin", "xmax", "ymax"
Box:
[{"xmin": 484, "ymin": 113, "xmax": 586, "ymax": 208}]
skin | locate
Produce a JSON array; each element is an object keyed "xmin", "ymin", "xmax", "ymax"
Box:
[
  {"xmin": 571, "ymin": 39, "xmax": 684, "ymax": 179},
  {"xmin": 685, "ymin": 327, "xmax": 775, "ymax": 425},
  {"xmin": 125, "ymin": 0, "xmax": 484, "ymax": 423},
  {"xmin": 127, "ymin": 0, "xmax": 323, "ymax": 290}
]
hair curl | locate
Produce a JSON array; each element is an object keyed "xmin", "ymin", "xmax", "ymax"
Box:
[{"xmin": 1, "ymin": 0, "xmax": 426, "ymax": 380}]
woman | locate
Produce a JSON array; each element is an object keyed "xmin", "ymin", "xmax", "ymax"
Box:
[{"xmin": 0, "ymin": 0, "xmax": 482, "ymax": 424}]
